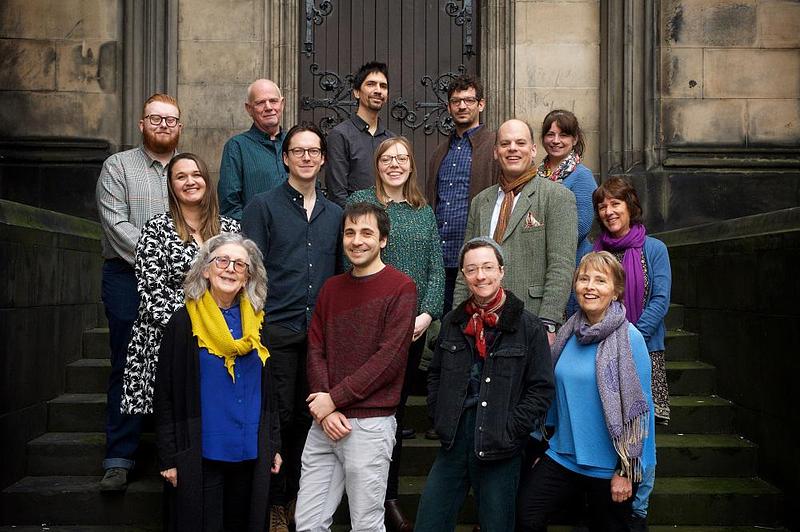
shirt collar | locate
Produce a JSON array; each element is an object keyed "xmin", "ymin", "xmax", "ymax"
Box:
[
  {"xmin": 137, "ymin": 145, "xmax": 176, "ymax": 169},
  {"xmin": 453, "ymin": 123, "xmax": 483, "ymax": 142},
  {"xmin": 246, "ymin": 123, "xmax": 285, "ymax": 143},
  {"xmin": 352, "ymin": 114, "xmax": 386, "ymax": 136}
]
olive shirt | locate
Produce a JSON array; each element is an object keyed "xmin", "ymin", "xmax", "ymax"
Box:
[{"xmin": 346, "ymin": 187, "xmax": 445, "ymax": 319}]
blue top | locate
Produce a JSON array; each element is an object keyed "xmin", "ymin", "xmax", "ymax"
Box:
[
  {"xmin": 637, "ymin": 237, "xmax": 671, "ymax": 352},
  {"xmin": 435, "ymin": 125, "xmax": 483, "ymax": 268},
  {"xmin": 561, "ymin": 163, "xmax": 597, "ymax": 263},
  {"xmin": 199, "ymin": 301, "xmax": 262, "ymax": 462},
  {"xmin": 218, "ymin": 125, "xmax": 288, "ymax": 221},
  {"xmin": 242, "ymin": 180, "xmax": 343, "ymax": 332},
  {"xmin": 546, "ymin": 323, "xmax": 656, "ymax": 479}
]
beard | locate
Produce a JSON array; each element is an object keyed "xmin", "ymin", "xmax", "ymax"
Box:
[{"xmin": 142, "ymin": 127, "xmax": 180, "ymax": 154}]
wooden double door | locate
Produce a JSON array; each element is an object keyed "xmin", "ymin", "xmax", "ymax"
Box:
[{"xmin": 299, "ymin": 0, "xmax": 480, "ymax": 191}]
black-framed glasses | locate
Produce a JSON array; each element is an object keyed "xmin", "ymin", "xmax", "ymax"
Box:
[
  {"xmin": 378, "ymin": 154, "xmax": 410, "ymax": 166},
  {"xmin": 287, "ymin": 147, "xmax": 323, "ymax": 159},
  {"xmin": 144, "ymin": 114, "xmax": 180, "ymax": 127},
  {"xmin": 448, "ymin": 97, "xmax": 479, "ymax": 107},
  {"xmin": 209, "ymin": 256, "xmax": 249, "ymax": 273}
]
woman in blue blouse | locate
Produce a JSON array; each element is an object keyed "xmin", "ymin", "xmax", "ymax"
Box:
[
  {"xmin": 155, "ymin": 233, "xmax": 281, "ymax": 532},
  {"xmin": 517, "ymin": 251, "xmax": 656, "ymax": 532}
]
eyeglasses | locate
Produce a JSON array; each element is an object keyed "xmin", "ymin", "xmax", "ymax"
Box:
[
  {"xmin": 378, "ymin": 154, "xmax": 411, "ymax": 166},
  {"xmin": 209, "ymin": 256, "xmax": 250, "ymax": 273},
  {"xmin": 251, "ymin": 98, "xmax": 282, "ymax": 109},
  {"xmin": 144, "ymin": 114, "xmax": 180, "ymax": 127},
  {"xmin": 287, "ymin": 147, "xmax": 323, "ymax": 159},
  {"xmin": 448, "ymin": 97, "xmax": 479, "ymax": 107},
  {"xmin": 462, "ymin": 264, "xmax": 499, "ymax": 278}
]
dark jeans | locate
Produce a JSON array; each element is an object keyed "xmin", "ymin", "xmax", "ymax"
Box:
[
  {"xmin": 443, "ymin": 267, "xmax": 459, "ymax": 314},
  {"xmin": 414, "ymin": 407, "xmax": 521, "ymax": 532},
  {"xmin": 516, "ymin": 454, "xmax": 637, "ymax": 532},
  {"xmin": 385, "ymin": 333, "xmax": 426, "ymax": 500},
  {"xmin": 201, "ymin": 458, "xmax": 255, "ymax": 532},
  {"xmin": 101, "ymin": 259, "xmax": 144, "ymax": 470},
  {"xmin": 262, "ymin": 323, "xmax": 311, "ymax": 505}
]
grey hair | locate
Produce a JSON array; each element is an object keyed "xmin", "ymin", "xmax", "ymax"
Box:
[
  {"xmin": 459, "ymin": 236, "xmax": 505, "ymax": 268},
  {"xmin": 183, "ymin": 232, "xmax": 267, "ymax": 310}
]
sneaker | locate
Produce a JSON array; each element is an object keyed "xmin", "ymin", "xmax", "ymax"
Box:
[
  {"xmin": 269, "ymin": 504, "xmax": 289, "ymax": 532},
  {"xmin": 99, "ymin": 467, "xmax": 128, "ymax": 491}
]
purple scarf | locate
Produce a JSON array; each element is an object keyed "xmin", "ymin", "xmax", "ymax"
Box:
[{"xmin": 594, "ymin": 224, "xmax": 647, "ymax": 323}]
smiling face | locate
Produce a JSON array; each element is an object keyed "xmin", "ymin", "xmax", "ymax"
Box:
[
  {"xmin": 542, "ymin": 121, "xmax": 577, "ymax": 164},
  {"xmin": 354, "ymin": 71, "xmax": 389, "ymax": 112},
  {"xmin": 494, "ymin": 120, "xmax": 537, "ymax": 180},
  {"xmin": 377, "ymin": 141, "xmax": 411, "ymax": 195},
  {"xmin": 245, "ymin": 80, "xmax": 284, "ymax": 136},
  {"xmin": 448, "ymin": 87, "xmax": 484, "ymax": 132},
  {"xmin": 140, "ymin": 100, "xmax": 182, "ymax": 155},
  {"xmin": 462, "ymin": 246, "xmax": 505, "ymax": 305},
  {"xmin": 203, "ymin": 243, "xmax": 250, "ymax": 308},
  {"xmin": 575, "ymin": 264, "xmax": 618, "ymax": 324},
  {"xmin": 169, "ymin": 158, "xmax": 207, "ymax": 208},
  {"xmin": 283, "ymin": 130, "xmax": 325, "ymax": 184},
  {"xmin": 597, "ymin": 195, "xmax": 632, "ymax": 238},
  {"xmin": 343, "ymin": 212, "xmax": 387, "ymax": 276}
]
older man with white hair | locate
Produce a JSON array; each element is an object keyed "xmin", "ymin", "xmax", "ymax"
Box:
[{"xmin": 218, "ymin": 78, "xmax": 288, "ymax": 220}]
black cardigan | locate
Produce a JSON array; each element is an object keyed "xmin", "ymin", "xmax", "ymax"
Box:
[{"xmin": 154, "ymin": 306, "xmax": 281, "ymax": 532}]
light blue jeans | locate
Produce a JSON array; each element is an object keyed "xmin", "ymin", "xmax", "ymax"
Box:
[
  {"xmin": 295, "ymin": 415, "xmax": 397, "ymax": 532},
  {"xmin": 632, "ymin": 463, "xmax": 656, "ymax": 518}
]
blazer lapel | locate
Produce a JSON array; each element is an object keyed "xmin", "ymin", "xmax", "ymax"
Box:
[
  {"xmin": 479, "ymin": 186, "xmax": 497, "ymax": 235},
  {"xmin": 502, "ymin": 179, "xmax": 537, "ymax": 239}
]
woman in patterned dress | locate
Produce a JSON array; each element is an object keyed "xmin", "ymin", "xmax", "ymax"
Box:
[
  {"xmin": 592, "ymin": 176, "xmax": 672, "ymax": 528},
  {"xmin": 121, "ymin": 153, "xmax": 240, "ymax": 415},
  {"xmin": 347, "ymin": 136, "xmax": 445, "ymax": 531}
]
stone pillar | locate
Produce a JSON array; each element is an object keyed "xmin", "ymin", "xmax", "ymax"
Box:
[
  {"xmin": 480, "ymin": 0, "xmax": 515, "ymax": 130},
  {"xmin": 265, "ymin": 0, "xmax": 300, "ymax": 124}
]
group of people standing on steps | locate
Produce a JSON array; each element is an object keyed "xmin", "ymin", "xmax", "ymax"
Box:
[{"xmin": 94, "ymin": 60, "xmax": 672, "ymax": 532}]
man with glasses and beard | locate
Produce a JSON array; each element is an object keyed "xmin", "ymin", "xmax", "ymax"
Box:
[
  {"xmin": 242, "ymin": 124, "xmax": 343, "ymax": 532},
  {"xmin": 95, "ymin": 93, "xmax": 182, "ymax": 491}
]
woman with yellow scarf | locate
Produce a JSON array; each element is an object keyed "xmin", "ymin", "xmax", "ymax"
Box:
[{"xmin": 154, "ymin": 232, "xmax": 282, "ymax": 532}]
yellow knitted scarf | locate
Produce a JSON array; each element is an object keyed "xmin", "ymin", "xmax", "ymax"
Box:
[{"xmin": 186, "ymin": 290, "xmax": 270, "ymax": 381}]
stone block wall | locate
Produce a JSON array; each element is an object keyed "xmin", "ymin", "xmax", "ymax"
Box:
[
  {"xmin": 0, "ymin": 200, "xmax": 103, "ymax": 490},
  {"xmin": 658, "ymin": 208, "xmax": 800, "ymax": 529},
  {"xmin": 0, "ymin": 0, "xmax": 122, "ymax": 146},
  {"xmin": 514, "ymin": 0, "xmax": 601, "ymax": 172},
  {"xmin": 660, "ymin": 0, "xmax": 800, "ymax": 147}
]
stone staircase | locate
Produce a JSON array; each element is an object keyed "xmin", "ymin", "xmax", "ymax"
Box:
[{"xmin": 0, "ymin": 305, "xmax": 786, "ymax": 530}]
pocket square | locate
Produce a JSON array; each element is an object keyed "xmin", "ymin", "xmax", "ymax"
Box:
[{"xmin": 525, "ymin": 212, "xmax": 543, "ymax": 228}]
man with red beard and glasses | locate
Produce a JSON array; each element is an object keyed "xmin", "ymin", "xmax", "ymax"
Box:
[{"xmin": 95, "ymin": 93, "xmax": 182, "ymax": 491}]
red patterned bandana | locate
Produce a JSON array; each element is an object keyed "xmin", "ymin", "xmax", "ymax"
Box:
[{"xmin": 463, "ymin": 287, "xmax": 507, "ymax": 358}]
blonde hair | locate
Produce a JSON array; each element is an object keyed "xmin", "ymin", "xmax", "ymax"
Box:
[
  {"xmin": 575, "ymin": 251, "xmax": 626, "ymax": 300},
  {"xmin": 373, "ymin": 137, "xmax": 427, "ymax": 209}
]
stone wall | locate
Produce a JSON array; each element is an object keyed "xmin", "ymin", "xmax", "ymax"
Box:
[
  {"xmin": 0, "ymin": 200, "xmax": 103, "ymax": 490},
  {"xmin": 514, "ymin": 0, "xmax": 601, "ymax": 172},
  {"xmin": 0, "ymin": 0, "xmax": 122, "ymax": 146},
  {"xmin": 660, "ymin": 0, "xmax": 800, "ymax": 147},
  {"xmin": 658, "ymin": 207, "xmax": 800, "ymax": 529}
]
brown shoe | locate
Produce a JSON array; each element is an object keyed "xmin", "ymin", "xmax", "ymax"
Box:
[
  {"xmin": 384, "ymin": 499, "xmax": 412, "ymax": 532},
  {"xmin": 269, "ymin": 504, "xmax": 289, "ymax": 532}
]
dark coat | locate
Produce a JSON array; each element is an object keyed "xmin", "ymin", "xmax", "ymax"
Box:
[
  {"xmin": 154, "ymin": 306, "xmax": 281, "ymax": 532},
  {"xmin": 427, "ymin": 290, "xmax": 555, "ymax": 460},
  {"xmin": 425, "ymin": 125, "xmax": 500, "ymax": 211}
]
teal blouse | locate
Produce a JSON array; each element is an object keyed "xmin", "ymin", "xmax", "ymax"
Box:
[{"xmin": 347, "ymin": 187, "xmax": 445, "ymax": 318}]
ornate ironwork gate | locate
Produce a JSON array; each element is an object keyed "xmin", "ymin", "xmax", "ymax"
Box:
[{"xmin": 299, "ymin": 0, "xmax": 479, "ymax": 190}]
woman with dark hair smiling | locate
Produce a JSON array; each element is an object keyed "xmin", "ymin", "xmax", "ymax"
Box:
[
  {"xmin": 122, "ymin": 153, "xmax": 239, "ymax": 416},
  {"xmin": 155, "ymin": 233, "xmax": 281, "ymax": 531}
]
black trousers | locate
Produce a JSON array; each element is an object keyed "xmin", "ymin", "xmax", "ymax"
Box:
[
  {"xmin": 201, "ymin": 458, "xmax": 255, "ymax": 532},
  {"xmin": 385, "ymin": 333, "xmax": 426, "ymax": 500},
  {"xmin": 262, "ymin": 323, "xmax": 312, "ymax": 505},
  {"xmin": 516, "ymin": 454, "xmax": 637, "ymax": 532}
]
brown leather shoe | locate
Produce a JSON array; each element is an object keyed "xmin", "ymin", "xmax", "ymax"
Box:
[{"xmin": 384, "ymin": 499, "xmax": 412, "ymax": 532}]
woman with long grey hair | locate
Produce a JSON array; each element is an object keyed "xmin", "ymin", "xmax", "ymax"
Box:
[{"xmin": 154, "ymin": 232, "xmax": 282, "ymax": 532}]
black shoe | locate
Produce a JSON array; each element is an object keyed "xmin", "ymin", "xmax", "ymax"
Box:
[
  {"xmin": 424, "ymin": 428, "xmax": 439, "ymax": 440},
  {"xmin": 401, "ymin": 428, "xmax": 416, "ymax": 439},
  {"xmin": 629, "ymin": 515, "xmax": 648, "ymax": 532},
  {"xmin": 384, "ymin": 499, "xmax": 412, "ymax": 532},
  {"xmin": 99, "ymin": 467, "xmax": 128, "ymax": 491}
]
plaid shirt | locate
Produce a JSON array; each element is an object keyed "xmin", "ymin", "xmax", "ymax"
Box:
[
  {"xmin": 435, "ymin": 125, "xmax": 482, "ymax": 267},
  {"xmin": 96, "ymin": 146, "xmax": 170, "ymax": 264}
]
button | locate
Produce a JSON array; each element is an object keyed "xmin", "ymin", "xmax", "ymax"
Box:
[
  {"xmin": 452, "ymin": 163, "xmax": 456, "ymax": 167},
  {"xmin": 478, "ymin": 451, "xmax": 485, "ymax": 457},
  {"xmin": 481, "ymin": 401, "xmax": 487, "ymax": 407},
  {"xmin": 449, "ymin": 182, "xmax": 453, "ymax": 186},
  {"xmin": 443, "ymin": 221, "xmax": 447, "ymax": 225},
  {"xmin": 478, "ymin": 426, "xmax": 483, "ymax": 431},
  {"xmin": 309, "ymin": 263, "xmax": 313, "ymax": 267},
  {"xmin": 457, "ymin": 146, "xmax": 461, "ymax": 150},
  {"xmin": 237, "ymin": 399, "xmax": 242, "ymax": 403},
  {"xmin": 308, "ymin": 242, "xmax": 311, "ymax": 246},
  {"xmin": 308, "ymin": 284, "xmax": 312, "ymax": 288},
  {"xmin": 441, "ymin": 240, "xmax": 446, "ymax": 244},
  {"xmin": 446, "ymin": 202, "xmax": 450, "ymax": 206},
  {"xmin": 485, "ymin": 377, "xmax": 491, "ymax": 383}
]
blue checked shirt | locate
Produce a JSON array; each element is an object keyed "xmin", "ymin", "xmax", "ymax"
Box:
[{"xmin": 435, "ymin": 125, "xmax": 482, "ymax": 267}]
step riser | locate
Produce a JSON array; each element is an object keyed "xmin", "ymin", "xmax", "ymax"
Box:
[
  {"xmin": 82, "ymin": 329, "xmax": 109, "ymax": 359},
  {"xmin": 66, "ymin": 364, "xmax": 109, "ymax": 394},
  {"xmin": 665, "ymin": 333, "xmax": 700, "ymax": 361},
  {"xmin": 668, "ymin": 366, "xmax": 716, "ymax": 395}
]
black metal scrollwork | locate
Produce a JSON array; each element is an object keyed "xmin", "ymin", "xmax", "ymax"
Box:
[
  {"xmin": 304, "ymin": 0, "xmax": 334, "ymax": 57},
  {"xmin": 389, "ymin": 65, "xmax": 467, "ymax": 136},
  {"xmin": 445, "ymin": 0, "xmax": 475, "ymax": 58},
  {"xmin": 300, "ymin": 64, "xmax": 358, "ymax": 133}
]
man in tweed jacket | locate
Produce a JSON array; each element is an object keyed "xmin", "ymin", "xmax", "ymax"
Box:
[{"xmin": 454, "ymin": 119, "xmax": 577, "ymax": 343}]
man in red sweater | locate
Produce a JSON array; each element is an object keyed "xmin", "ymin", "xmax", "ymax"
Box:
[{"xmin": 295, "ymin": 202, "xmax": 417, "ymax": 531}]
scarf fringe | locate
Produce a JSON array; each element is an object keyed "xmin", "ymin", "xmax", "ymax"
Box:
[{"xmin": 611, "ymin": 413, "xmax": 648, "ymax": 483}]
